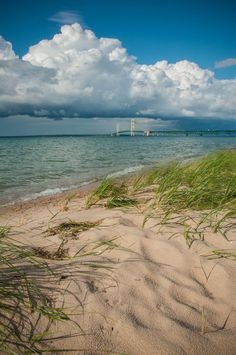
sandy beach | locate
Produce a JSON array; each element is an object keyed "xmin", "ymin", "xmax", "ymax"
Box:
[{"xmin": 1, "ymin": 172, "xmax": 236, "ymax": 355}]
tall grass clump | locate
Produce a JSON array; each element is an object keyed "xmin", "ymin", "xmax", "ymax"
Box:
[
  {"xmin": 153, "ymin": 150, "xmax": 236, "ymax": 213},
  {"xmin": 0, "ymin": 229, "xmax": 70, "ymax": 354},
  {"xmin": 86, "ymin": 179, "xmax": 137, "ymax": 208},
  {"xmin": 139, "ymin": 150, "xmax": 236, "ymax": 245},
  {"xmin": 0, "ymin": 226, "xmax": 10, "ymax": 238}
]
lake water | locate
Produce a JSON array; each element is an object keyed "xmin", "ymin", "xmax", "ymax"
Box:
[{"xmin": 1, "ymin": 135, "xmax": 236, "ymax": 205}]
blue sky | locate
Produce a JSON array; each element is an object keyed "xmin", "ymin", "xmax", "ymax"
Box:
[
  {"xmin": 1, "ymin": 0, "xmax": 236, "ymax": 78},
  {"xmin": 0, "ymin": 0, "xmax": 236, "ymax": 135}
]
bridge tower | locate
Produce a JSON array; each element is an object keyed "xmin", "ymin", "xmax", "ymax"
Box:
[
  {"xmin": 131, "ymin": 119, "xmax": 135, "ymax": 136},
  {"xmin": 116, "ymin": 123, "xmax": 120, "ymax": 136}
]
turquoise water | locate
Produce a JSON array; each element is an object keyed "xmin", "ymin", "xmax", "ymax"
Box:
[{"xmin": 1, "ymin": 135, "xmax": 236, "ymax": 205}]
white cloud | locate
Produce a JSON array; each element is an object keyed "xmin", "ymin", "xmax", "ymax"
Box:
[
  {"xmin": 215, "ymin": 58, "xmax": 236, "ymax": 69},
  {"xmin": 0, "ymin": 24, "xmax": 236, "ymax": 120},
  {"xmin": 0, "ymin": 36, "xmax": 17, "ymax": 60},
  {"xmin": 49, "ymin": 11, "xmax": 83, "ymax": 25}
]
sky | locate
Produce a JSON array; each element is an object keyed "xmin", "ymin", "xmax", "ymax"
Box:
[{"xmin": 0, "ymin": 0, "xmax": 236, "ymax": 135}]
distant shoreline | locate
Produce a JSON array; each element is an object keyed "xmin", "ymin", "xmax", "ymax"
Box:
[{"xmin": 1, "ymin": 129, "xmax": 236, "ymax": 138}]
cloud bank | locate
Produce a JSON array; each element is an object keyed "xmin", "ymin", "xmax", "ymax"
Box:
[{"xmin": 0, "ymin": 24, "xmax": 236, "ymax": 120}]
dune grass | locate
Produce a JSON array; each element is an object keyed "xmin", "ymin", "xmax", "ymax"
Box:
[
  {"xmin": 31, "ymin": 240, "xmax": 69, "ymax": 260},
  {"xmin": 136, "ymin": 150, "xmax": 236, "ymax": 213},
  {"xmin": 133, "ymin": 150, "xmax": 236, "ymax": 247},
  {"xmin": 86, "ymin": 178, "xmax": 137, "ymax": 208},
  {"xmin": 48, "ymin": 220, "xmax": 100, "ymax": 238},
  {"xmin": 203, "ymin": 249, "xmax": 236, "ymax": 260},
  {"xmin": 0, "ymin": 228, "xmax": 71, "ymax": 353},
  {"xmin": 106, "ymin": 195, "xmax": 137, "ymax": 208},
  {"xmin": 86, "ymin": 150, "xmax": 236, "ymax": 245},
  {"xmin": 157, "ymin": 151, "xmax": 236, "ymax": 212},
  {"xmin": 0, "ymin": 226, "xmax": 10, "ymax": 238},
  {"xmin": 0, "ymin": 223, "xmax": 118, "ymax": 353}
]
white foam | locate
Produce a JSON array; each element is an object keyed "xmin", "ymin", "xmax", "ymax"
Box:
[
  {"xmin": 20, "ymin": 180, "xmax": 96, "ymax": 202},
  {"xmin": 107, "ymin": 165, "xmax": 145, "ymax": 179}
]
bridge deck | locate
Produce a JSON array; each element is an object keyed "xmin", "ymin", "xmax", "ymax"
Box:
[{"xmin": 112, "ymin": 130, "xmax": 236, "ymax": 136}]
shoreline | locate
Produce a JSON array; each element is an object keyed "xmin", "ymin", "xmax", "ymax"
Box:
[
  {"xmin": 0, "ymin": 174, "xmax": 139, "ymax": 218},
  {"xmin": 0, "ymin": 180, "xmax": 99, "ymax": 218},
  {"xmin": 0, "ymin": 164, "xmax": 152, "ymax": 213},
  {"xmin": 0, "ymin": 153, "xmax": 203, "ymax": 212}
]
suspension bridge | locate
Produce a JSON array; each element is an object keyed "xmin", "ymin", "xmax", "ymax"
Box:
[{"xmin": 111, "ymin": 119, "xmax": 236, "ymax": 137}]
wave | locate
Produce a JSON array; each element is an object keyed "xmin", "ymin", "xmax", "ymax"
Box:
[
  {"xmin": 23, "ymin": 167, "xmax": 145, "ymax": 202},
  {"xmin": 22, "ymin": 187, "xmax": 73, "ymax": 201},
  {"xmin": 0, "ymin": 180, "xmax": 97, "ymax": 206},
  {"xmin": 23, "ymin": 180, "xmax": 96, "ymax": 201},
  {"xmin": 106, "ymin": 165, "xmax": 145, "ymax": 179}
]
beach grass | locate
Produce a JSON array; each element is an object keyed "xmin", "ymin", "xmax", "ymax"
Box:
[
  {"xmin": 86, "ymin": 178, "xmax": 137, "ymax": 208},
  {"xmin": 0, "ymin": 228, "xmax": 71, "ymax": 353},
  {"xmin": 0, "ymin": 223, "xmax": 116, "ymax": 353},
  {"xmin": 31, "ymin": 240, "xmax": 69, "ymax": 260},
  {"xmin": 203, "ymin": 249, "xmax": 236, "ymax": 260},
  {"xmin": 155, "ymin": 150, "xmax": 236, "ymax": 212},
  {"xmin": 134, "ymin": 150, "xmax": 236, "ymax": 212},
  {"xmin": 86, "ymin": 150, "xmax": 236, "ymax": 243},
  {"xmin": 0, "ymin": 226, "xmax": 10, "ymax": 238},
  {"xmin": 132, "ymin": 150, "xmax": 236, "ymax": 244},
  {"xmin": 48, "ymin": 220, "xmax": 100, "ymax": 238},
  {"xmin": 106, "ymin": 195, "xmax": 138, "ymax": 208}
]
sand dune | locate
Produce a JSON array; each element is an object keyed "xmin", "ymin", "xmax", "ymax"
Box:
[{"xmin": 1, "ymin": 190, "xmax": 236, "ymax": 354}]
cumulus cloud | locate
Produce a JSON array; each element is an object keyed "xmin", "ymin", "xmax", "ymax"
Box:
[
  {"xmin": 0, "ymin": 36, "xmax": 17, "ymax": 60},
  {"xmin": 215, "ymin": 58, "xmax": 236, "ymax": 69},
  {"xmin": 49, "ymin": 11, "xmax": 83, "ymax": 25},
  {"xmin": 0, "ymin": 24, "xmax": 236, "ymax": 120}
]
